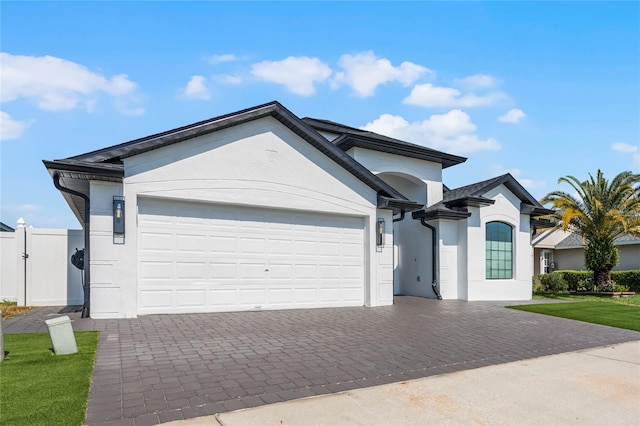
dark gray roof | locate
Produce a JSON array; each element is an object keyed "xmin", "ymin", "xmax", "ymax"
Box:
[
  {"xmin": 557, "ymin": 232, "xmax": 640, "ymax": 248},
  {"xmin": 302, "ymin": 117, "xmax": 467, "ymax": 169},
  {"xmin": 414, "ymin": 173, "xmax": 553, "ymax": 221},
  {"xmin": 0, "ymin": 221, "xmax": 14, "ymax": 232},
  {"xmin": 44, "ymin": 101, "xmax": 425, "ymax": 222}
]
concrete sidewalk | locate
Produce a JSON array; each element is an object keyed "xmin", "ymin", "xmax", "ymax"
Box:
[{"xmin": 166, "ymin": 340, "xmax": 640, "ymax": 426}]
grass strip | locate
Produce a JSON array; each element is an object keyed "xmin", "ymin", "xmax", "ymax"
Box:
[
  {"xmin": 533, "ymin": 292, "xmax": 640, "ymax": 306},
  {"xmin": 510, "ymin": 302, "xmax": 640, "ymax": 332},
  {"xmin": 0, "ymin": 331, "xmax": 99, "ymax": 426},
  {"xmin": 0, "ymin": 300, "xmax": 32, "ymax": 319}
]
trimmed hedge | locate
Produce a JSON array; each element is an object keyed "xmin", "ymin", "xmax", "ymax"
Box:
[
  {"xmin": 540, "ymin": 272, "xmax": 569, "ymax": 292},
  {"xmin": 539, "ymin": 270, "xmax": 640, "ymax": 292},
  {"xmin": 611, "ymin": 270, "xmax": 640, "ymax": 292}
]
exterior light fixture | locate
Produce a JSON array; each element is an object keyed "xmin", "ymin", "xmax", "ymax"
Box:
[
  {"xmin": 113, "ymin": 196, "xmax": 125, "ymax": 235},
  {"xmin": 376, "ymin": 218, "xmax": 385, "ymax": 247}
]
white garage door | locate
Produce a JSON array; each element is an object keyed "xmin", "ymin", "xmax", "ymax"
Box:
[{"xmin": 137, "ymin": 198, "xmax": 365, "ymax": 315}]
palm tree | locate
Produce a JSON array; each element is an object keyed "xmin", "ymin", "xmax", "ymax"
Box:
[{"xmin": 541, "ymin": 170, "xmax": 640, "ymax": 288}]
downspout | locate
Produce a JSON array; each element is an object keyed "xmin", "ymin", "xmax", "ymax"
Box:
[
  {"xmin": 419, "ymin": 218, "xmax": 442, "ymax": 300},
  {"xmin": 53, "ymin": 173, "xmax": 91, "ymax": 318},
  {"xmin": 392, "ymin": 210, "xmax": 405, "ymax": 222}
]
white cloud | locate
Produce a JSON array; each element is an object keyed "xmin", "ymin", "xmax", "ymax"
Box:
[
  {"xmin": 612, "ymin": 142, "xmax": 640, "ymax": 168},
  {"xmin": 361, "ymin": 109, "xmax": 500, "ymax": 154},
  {"xmin": 0, "ymin": 52, "xmax": 143, "ymax": 114},
  {"xmin": 491, "ymin": 166, "xmax": 545, "ymax": 189},
  {"xmin": 0, "ymin": 111, "xmax": 32, "ymax": 140},
  {"xmin": 251, "ymin": 56, "xmax": 331, "ymax": 96},
  {"xmin": 454, "ymin": 74, "xmax": 501, "ymax": 90},
  {"xmin": 519, "ymin": 178, "xmax": 547, "ymax": 189},
  {"xmin": 498, "ymin": 108, "xmax": 526, "ymax": 123},
  {"xmin": 403, "ymin": 83, "xmax": 507, "ymax": 108},
  {"xmin": 208, "ymin": 54, "xmax": 240, "ymax": 64},
  {"xmin": 612, "ymin": 142, "xmax": 638, "ymax": 154},
  {"xmin": 181, "ymin": 75, "xmax": 211, "ymax": 100},
  {"xmin": 333, "ymin": 51, "xmax": 431, "ymax": 97},
  {"xmin": 212, "ymin": 74, "xmax": 243, "ymax": 85}
]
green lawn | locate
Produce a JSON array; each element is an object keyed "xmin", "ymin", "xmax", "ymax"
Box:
[
  {"xmin": 0, "ymin": 331, "xmax": 98, "ymax": 426},
  {"xmin": 510, "ymin": 301, "xmax": 640, "ymax": 332}
]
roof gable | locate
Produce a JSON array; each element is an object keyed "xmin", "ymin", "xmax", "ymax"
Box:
[
  {"xmin": 44, "ymin": 101, "xmax": 423, "ymax": 214},
  {"xmin": 303, "ymin": 117, "xmax": 467, "ymax": 169},
  {"xmin": 415, "ymin": 173, "xmax": 553, "ymax": 221},
  {"xmin": 444, "ymin": 173, "xmax": 546, "ymax": 209}
]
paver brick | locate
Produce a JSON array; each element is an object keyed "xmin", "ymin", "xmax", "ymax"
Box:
[{"xmin": 5, "ymin": 297, "xmax": 639, "ymax": 425}]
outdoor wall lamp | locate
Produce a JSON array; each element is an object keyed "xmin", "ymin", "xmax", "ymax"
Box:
[
  {"xmin": 376, "ymin": 218, "xmax": 385, "ymax": 247},
  {"xmin": 113, "ymin": 196, "xmax": 125, "ymax": 235}
]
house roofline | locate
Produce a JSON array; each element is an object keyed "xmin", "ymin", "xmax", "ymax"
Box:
[
  {"xmin": 332, "ymin": 133, "xmax": 466, "ymax": 169},
  {"xmin": 43, "ymin": 101, "xmax": 416, "ymax": 205}
]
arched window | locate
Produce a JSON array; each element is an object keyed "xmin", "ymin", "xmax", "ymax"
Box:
[{"xmin": 486, "ymin": 222, "xmax": 513, "ymax": 279}]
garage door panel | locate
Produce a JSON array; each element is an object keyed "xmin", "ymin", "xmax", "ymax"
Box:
[
  {"xmin": 294, "ymin": 240, "xmax": 317, "ymax": 255},
  {"xmin": 342, "ymin": 287, "xmax": 364, "ymax": 302},
  {"xmin": 140, "ymin": 261, "xmax": 173, "ymax": 280},
  {"xmin": 140, "ymin": 232, "xmax": 173, "ymax": 252},
  {"xmin": 209, "ymin": 263, "xmax": 237, "ymax": 279},
  {"xmin": 176, "ymin": 234, "xmax": 207, "ymax": 253},
  {"xmin": 138, "ymin": 199, "xmax": 365, "ymax": 314},
  {"xmin": 176, "ymin": 262, "xmax": 206, "ymax": 279},
  {"xmin": 239, "ymin": 237, "xmax": 266, "ymax": 254},
  {"xmin": 209, "ymin": 236, "xmax": 237, "ymax": 253},
  {"xmin": 268, "ymin": 288, "xmax": 293, "ymax": 305},
  {"xmin": 238, "ymin": 289, "xmax": 266, "ymax": 305},
  {"xmin": 141, "ymin": 290, "xmax": 173, "ymax": 308},
  {"xmin": 294, "ymin": 288, "xmax": 317, "ymax": 303},
  {"xmin": 176, "ymin": 290, "xmax": 206, "ymax": 307},
  {"xmin": 238, "ymin": 263, "xmax": 266, "ymax": 279},
  {"xmin": 208, "ymin": 289, "xmax": 237, "ymax": 306}
]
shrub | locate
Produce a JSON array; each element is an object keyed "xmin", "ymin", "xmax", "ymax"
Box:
[
  {"xmin": 561, "ymin": 270, "xmax": 595, "ymax": 292},
  {"xmin": 540, "ymin": 272, "xmax": 569, "ymax": 292},
  {"xmin": 611, "ymin": 270, "xmax": 640, "ymax": 292}
]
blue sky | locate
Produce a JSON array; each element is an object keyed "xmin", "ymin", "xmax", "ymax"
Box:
[{"xmin": 1, "ymin": 2, "xmax": 638, "ymax": 229}]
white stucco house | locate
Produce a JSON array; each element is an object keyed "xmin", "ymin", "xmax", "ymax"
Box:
[{"xmin": 44, "ymin": 101, "xmax": 551, "ymax": 318}]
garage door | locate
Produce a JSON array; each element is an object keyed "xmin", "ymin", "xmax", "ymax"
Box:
[{"xmin": 137, "ymin": 198, "xmax": 365, "ymax": 314}]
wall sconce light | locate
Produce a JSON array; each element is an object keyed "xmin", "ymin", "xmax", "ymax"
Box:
[
  {"xmin": 376, "ymin": 218, "xmax": 385, "ymax": 247},
  {"xmin": 113, "ymin": 196, "xmax": 125, "ymax": 235}
]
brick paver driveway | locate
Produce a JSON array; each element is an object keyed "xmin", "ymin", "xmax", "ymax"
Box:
[{"xmin": 4, "ymin": 297, "xmax": 639, "ymax": 425}]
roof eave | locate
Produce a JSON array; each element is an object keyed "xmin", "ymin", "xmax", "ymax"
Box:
[
  {"xmin": 334, "ymin": 134, "xmax": 467, "ymax": 169},
  {"xmin": 412, "ymin": 208, "xmax": 472, "ymax": 221},
  {"xmin": 446, "ymin": 196, "xmax": 495, "ymax": 208},
  {"xmin": 377, "ymin": 195, "xmax": 424, "ymax": 213}
]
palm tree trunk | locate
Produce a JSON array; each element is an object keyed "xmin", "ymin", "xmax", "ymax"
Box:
[{"xmin": 594, "ymin": 269, "xmax": 612, "ymax": 289}]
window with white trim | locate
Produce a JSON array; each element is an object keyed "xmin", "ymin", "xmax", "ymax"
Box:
[{"xmin": 486, "ymin": 221, "xmax": 513, "ymax": 279}]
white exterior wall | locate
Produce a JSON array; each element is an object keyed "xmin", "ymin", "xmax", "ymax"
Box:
[
  {"xmin": 89, "ymin": 181, "xmax": 126, "ymax": 318},
  {"xmin": 437, "ymin": 219, "xmax": 461, "ymax": 299},
  {"xmin": 0, "ymin": 231, "xmax": 18, "ymax": 302},
  {"xmin": 347, "ymin": 148, "xmax": 444, "ymax": 299},
  {"xmin": 465, "ymin": 185, "xmax": 533, "ymax": 301},
  {"xmin": 88, "ymin": 116, "xmax": 391, "ymax": 318},
  {"xmin": 376, "ymin": 209, "xmax": 394, "ymax": 305},
  {"xmin": 347, "ymin": 147, "xmax": 444, "ymax": 205}
]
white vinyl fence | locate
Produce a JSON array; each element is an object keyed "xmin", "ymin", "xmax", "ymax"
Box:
[{"xmin": 0, "ymin": 219, "xmax": 84, "ymax": 306}]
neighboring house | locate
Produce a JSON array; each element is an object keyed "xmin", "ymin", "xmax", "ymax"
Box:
[
  {"xmin": 0, "ymin": 222, "xmax": 15, "ymax": 232},
  {"xmin": 532, "ymin": 229, "xmax": 640, "ymax": 281},
  {"xmin": 43, "ymin": 101, "xmax": 550, "ymax": 318}
]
